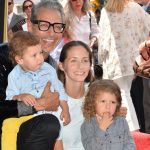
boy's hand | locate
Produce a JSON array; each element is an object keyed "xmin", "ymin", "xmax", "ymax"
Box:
[
  {"xmin": 96, "ymin": 112, "xmax": 113, "ymax": 131},
  {"xmin": 60, "ymin": 110, "xmax": 71, "ymax": 126},
  {"xmin": 13, "ymin": 94, "xmax": 36, "ymax": 106}
]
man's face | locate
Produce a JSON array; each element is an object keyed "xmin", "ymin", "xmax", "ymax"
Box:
[
  {"xmin": 8, "ymin": 0, "xmax": 14, "ymax": 15},
  {"xmin": 32, "ymin": 8, "xmax": 63, "ymax": 53}
]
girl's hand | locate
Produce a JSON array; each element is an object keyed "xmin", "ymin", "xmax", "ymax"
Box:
[{"xmin": 96, "ymin": 113, "xmax": 113, "ymax": 131}]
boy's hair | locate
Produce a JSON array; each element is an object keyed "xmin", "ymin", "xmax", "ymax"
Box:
[
  {"xmin": 9, "ymin": 31, "xmax": 40, "ymax": 64},
  {"xmin": 82, "ymin": 79, "xmax": 122, "ymax": 121}
]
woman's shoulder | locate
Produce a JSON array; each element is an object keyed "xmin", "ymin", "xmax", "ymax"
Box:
[{"xmin": 127, "ymin": 1, "xmax": 142, "ymax": 9}]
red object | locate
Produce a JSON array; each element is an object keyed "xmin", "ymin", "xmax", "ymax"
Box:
[{"xmin": 132, "ymin": 131, "xmax": 150, "ymax": 150}]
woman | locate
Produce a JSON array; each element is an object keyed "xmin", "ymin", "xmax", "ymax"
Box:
[
  {"xmin": 22, "ymin": 0, "xmax": 34, "ymax": 32},
  {"xmin": 64, "ymin": 0, "xmax": 99, "ymax": 48},
  {"xmin": 58, "ymin": 40, "xmax": 93, "ymax": 150},
  {"xmin": 98, "ymin": 0, "xmax": 150, "ymax": 131},
  {"xmin": 57, "ymin": 41, "xmax": 127, "ymax": 149}
]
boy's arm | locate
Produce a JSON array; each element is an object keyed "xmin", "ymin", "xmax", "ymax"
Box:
[
  {"xmin": 6, "ymin": 73, "xmax": 20, "ymax": 100},
  {"xmin": 60, "ymin": 100, "xmax": 70, "ymax": 125}
]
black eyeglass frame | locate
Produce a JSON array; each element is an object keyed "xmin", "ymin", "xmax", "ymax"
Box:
[{"xmin": 31, "ymin": 20, "xmax": 66, "ymax": 33}]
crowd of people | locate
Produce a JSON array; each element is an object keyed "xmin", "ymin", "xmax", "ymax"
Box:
[{"xmin": 0, "ymin": 0, "xmax": 150, "ymax": 149}]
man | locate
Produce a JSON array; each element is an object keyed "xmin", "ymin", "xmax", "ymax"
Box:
[
  {"xmin": 31, "ymin": 1, "xmax": 65, "ymax": 64},
  {"xmin": 8, "ymin": 0, "xmax": 25, "ymax": 31},
  {"xmin": 1, "ymin": 1, "xmax": 66, "ymax": 150}
]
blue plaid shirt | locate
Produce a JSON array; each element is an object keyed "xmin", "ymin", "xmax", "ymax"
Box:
[{"xmin": 81, "ymin": 116, "xmax": 136, "ymax": 150}]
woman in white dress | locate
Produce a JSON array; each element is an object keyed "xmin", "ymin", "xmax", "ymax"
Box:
[{"xmin": 98, "ymin": 0, "xmax": 150, "ymax": 131}]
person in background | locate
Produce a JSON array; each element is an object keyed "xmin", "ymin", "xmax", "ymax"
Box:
[
  {"xmin": 64, "ymin": 0, "xmax": 99, "ymax": 48},
  {"xmin": 7, "ymin": 0, "xmax": 25, "ymax": 41},
  {"xmin": 98, "ymin": 0, "xmax": 150, "ymax": 131},
  {"xmin": 81, "ymin": 80, "xmax": 135, "ymax": 150},
  {"xmin": 22, "ymin": 0, "xmax": 34, "ymax": 32},
  {"xmin": 135, "ymin": 39, "xmax": 150, "ymax": 134}
]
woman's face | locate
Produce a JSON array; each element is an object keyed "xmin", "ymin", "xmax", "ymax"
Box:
[
  {"xmin": 59, "ymin": 45, "xmax": 91, "ymax": 83},
  {"xmin": 23, "ymin": 1, "xmax": 33, "ymax": 18},
  {"xmin": 70, "ymin": 0, "xmax": 84, "ymax": 12}
]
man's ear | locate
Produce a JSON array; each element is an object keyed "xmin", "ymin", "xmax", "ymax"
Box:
[
  {"xmin": 15, "ymin": 55, "xmax": 23, "ymax": 64},
  {"xmin": 58, "ymin": 62, "xmax": 64, "ymax": 71}
]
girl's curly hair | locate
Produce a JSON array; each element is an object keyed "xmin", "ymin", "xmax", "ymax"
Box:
[{"xmin": 82, "ymin": 79, "xmax": 122, "ymax": 121}]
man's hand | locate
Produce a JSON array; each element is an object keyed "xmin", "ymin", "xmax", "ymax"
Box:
[{"xmin": 34, "ymin": 81, "xmax": 60, "ymax": 111}]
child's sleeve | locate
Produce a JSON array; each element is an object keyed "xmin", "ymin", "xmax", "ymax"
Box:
[
  {"xmin": 6, "ymin": 72, "xmax": 20, "ymax": 100},
  {"xmin": 50, "ymin": 67, "xmax": 67, "ymax": 101}
]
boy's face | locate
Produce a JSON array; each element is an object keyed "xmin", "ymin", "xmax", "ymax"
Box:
[
  {"xmin": 95, "ymin": 91, "xmax": 118, "ymax": 118},
  {"xmin": 16, "ymin": 44, "xmax": 44, "ymax": 72}
]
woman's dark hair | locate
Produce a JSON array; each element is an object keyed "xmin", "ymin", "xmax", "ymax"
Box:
[
  {"xmin": 57, "ymin": 40, "xmax": 93, "ymax": 85},
  {"xmin": 22, "ymin": 0, "xmax": 34, "ymax": 12}
]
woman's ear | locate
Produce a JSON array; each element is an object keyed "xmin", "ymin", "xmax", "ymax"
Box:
[
  {"xmin": 15, "ymin": 55, "xmax": 23, "ymax": 65},
  {"xmin": 58, "ymin": 62, "xmax": 64, "ymax": 71}
]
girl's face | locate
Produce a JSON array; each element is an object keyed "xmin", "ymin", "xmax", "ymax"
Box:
[
  {"xmin": 70, "ymin": 0, "xmax": 84, "ymax": 12},
  {"xmin": 59, "ymin": 45, "xmax": 91, "ymax": 83},
  {"xmin": 95, "ymin": 91, "xmax": 118, "ymax": 118}
]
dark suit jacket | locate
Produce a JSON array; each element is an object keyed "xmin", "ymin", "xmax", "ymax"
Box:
[{"xmin": 8, "ymin": 13, "xmax": 25, "ymax": 31}]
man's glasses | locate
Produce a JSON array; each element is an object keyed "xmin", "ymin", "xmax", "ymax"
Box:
[
  {"xmin": 23, "ymin": 5, "xmax": 32, "ymax": 10},
  {"xmin": 8, "ymin": 2, "xmax": 12, "ymax": 5},
  {"xmin": 31, "ymin": 20, "xmax": 66, "ymax": 33}
]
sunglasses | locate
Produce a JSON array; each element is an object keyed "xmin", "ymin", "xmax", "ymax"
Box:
[
  {"xmin": 8, "ymin": 2, "xmax": 12, "ymax": 5},
  {"xmin": 23, "ymin": 4, "xmax": 32, "ymax": 10}
]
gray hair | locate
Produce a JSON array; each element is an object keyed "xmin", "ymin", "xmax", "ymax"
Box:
[{"xmin": 31, "ymin": 0, "xmax": 65, "ymax": 23}]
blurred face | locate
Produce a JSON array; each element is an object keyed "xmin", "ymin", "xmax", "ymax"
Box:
[
  {"xmin": 70, "ymin": 0, "xmax": 84, "ymax": 12},
  {"xmin": 8, "ymin": 0, "xmax": 14, "ymax": 15},
  {"xmin": 95, "ymin": 92, "xmax": 118, "ymax": 118},
  {"xmin": 59, "ymin": 45, "xmax": 91, "ymax": 83},
  {"xmin": 17, "ymin": 44, "xmax": 44, "ymax": 72},
  {"xmin": 23, "ymin": 1, "xmax": 33, "ymax": 18},
  {"xmin": 32, "ymin": 8, "xmax": 63, "ymax": 53}
]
